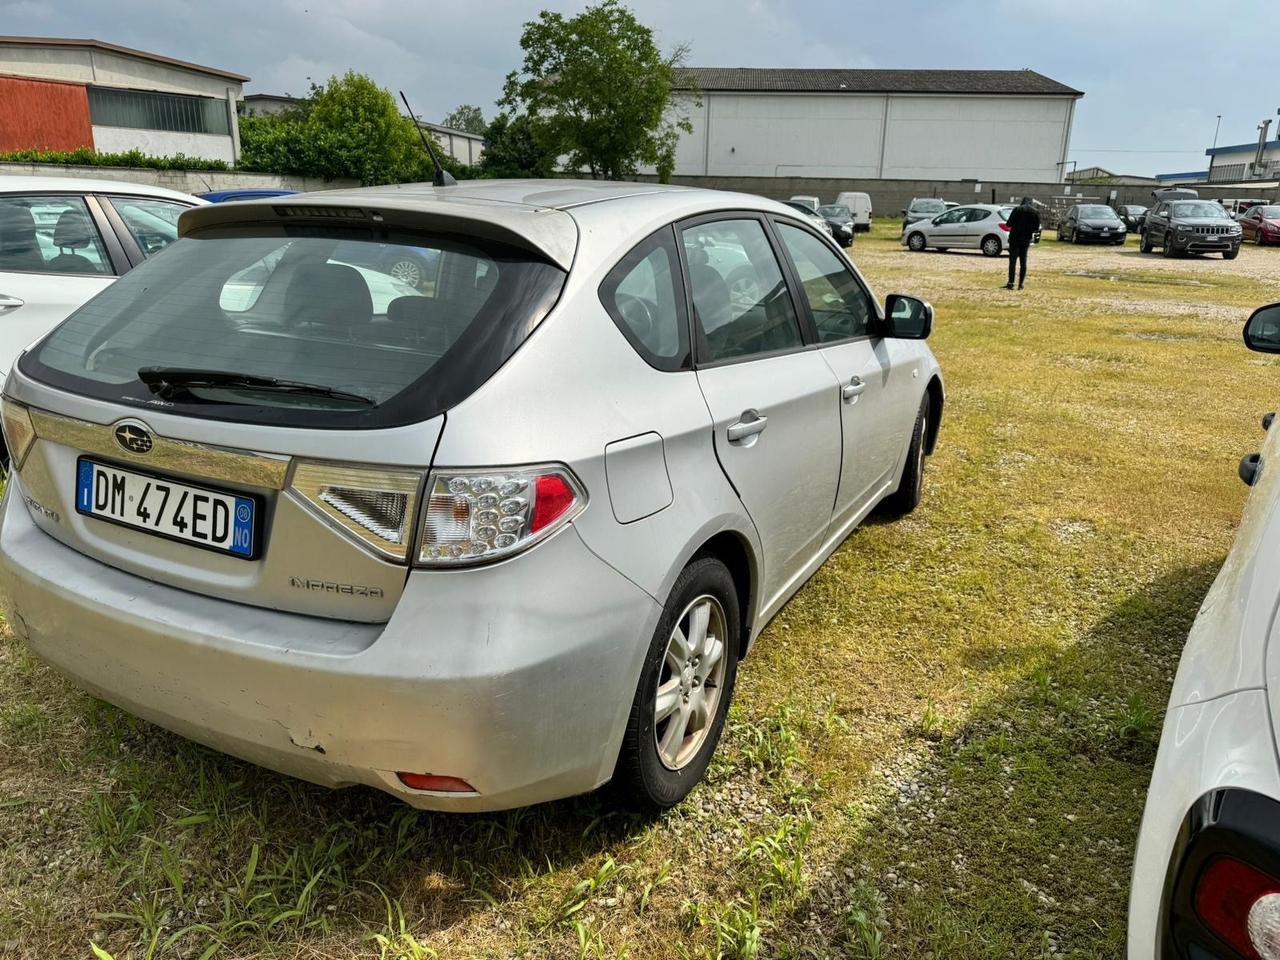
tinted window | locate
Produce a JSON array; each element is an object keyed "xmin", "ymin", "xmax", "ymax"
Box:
[
  {"xmin": 0, "ymin": 195, "xmax": 111, "ymax": 275},
  {"xmin": 776, "ymin": 224, "xmax": 871, "ymax": 342},
  {"xmin": 682, "ymin": 218, "xmax": 802, "ymax": 363},
  {"xmin": 25, "ymin": 229, "xmax": 566, "ymax": 429},
  {"xmin": 935, "ymin": 209, "xmax": 968, "ymax": 225},
  {"xmin": 599, "ymin": 228, "xmax": 689, "ymax": 370},
  {"xmin": 1077, "ymin": 205, "xmax": 1119, "ymax": 218},
  {"xmin": 109, "ymin": 197, "xmax": 190, "ymax": 257},
  {"xmin": 966, "ymin": 208, "xmax": 993, "ymax": 222}
]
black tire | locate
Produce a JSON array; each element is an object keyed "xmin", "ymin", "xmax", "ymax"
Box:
[
  {"xmin": 1256, "ymin": 230, "xmax": 1265, "ymax": 247},
  {"xmin": 882, "ymin": 393, "xmax": 930, "ymax": 516},
  {"xmin": 613, "ymin": 557, "xmax": 740, "ymax": 812},
  {"xmin": 1140, "ymin": 230, "xmax": 1153, "ymax": 254},
  {"xmin": 1162, "ymin": 233, "xmax": 1178, "ymax": 258},
  {"xmin": 980, "ymin": 235, "xmax": 1002, "ymax": 257},
  {"xmin": 907, "ymin": 231, "xmax": 926, "ymax": 252},
  {"xmin": 1224, "ymin": 247, "xmax": 1239, "ymax": 260},
  {"xmin": 1072, "ymin": 228, "xmax": 1082, "ymax": 244}
]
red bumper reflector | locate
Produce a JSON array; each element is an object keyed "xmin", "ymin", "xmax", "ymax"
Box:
[{"xmin": 396, "ymin": 772, "xmax": 476, "ymax": 793}]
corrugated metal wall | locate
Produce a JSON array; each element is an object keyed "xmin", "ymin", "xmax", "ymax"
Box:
[{"xmin": 0, "ymin": 75, "xmax": 93, "ymax": 151}]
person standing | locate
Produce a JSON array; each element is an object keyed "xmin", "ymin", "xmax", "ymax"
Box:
[{"xmin": 1005, "ymin": 197, "xmax": 1041, "ymax": 290}]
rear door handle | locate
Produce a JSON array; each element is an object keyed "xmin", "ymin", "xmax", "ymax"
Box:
[
  {"xmin": 727, "ymin": 410, "xmax": 768, "ymax": 444},
  {"xmin": 0, "ymin": 294, "xmax": 23, "ymax": 315},
  {"xmin": 841, "ymin": 376, "xmax": 866, "ymax": 401}
]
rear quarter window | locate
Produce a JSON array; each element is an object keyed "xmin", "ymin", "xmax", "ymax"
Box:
[{"xmin": 599, "ymin": 227, "xmax": 690, "ymax": 371}]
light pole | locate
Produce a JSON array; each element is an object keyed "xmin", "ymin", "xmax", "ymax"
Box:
[
  {"xmin": 1208, "ymin": 114, "xmax": 1222, "ymax": 180},
  {"xmin": 1212, "ymin": 114, "xmax": 1222, "ymax": 151}
]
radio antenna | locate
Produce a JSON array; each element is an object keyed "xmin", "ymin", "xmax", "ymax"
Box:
[{"xmin": 399, "ymin": 90, "xmax": 457, "ymax": 187}]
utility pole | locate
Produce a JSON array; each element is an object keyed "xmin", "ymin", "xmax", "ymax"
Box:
[{"xmin": 1208, "ymin": 114, "xmax": 1222, "ymax": 181}]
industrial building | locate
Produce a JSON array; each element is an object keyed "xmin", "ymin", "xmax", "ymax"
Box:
[
  {"xmin": 1205, "ymin": 138, "xmax": 1280, "ymax": 183},
  {"xmin": 0, "ymin": 36, "xmax": 246, "ymax": 162},
  {"xmin": 664, "ymin": 67, "xmax": 1082, "ymax": 181}
]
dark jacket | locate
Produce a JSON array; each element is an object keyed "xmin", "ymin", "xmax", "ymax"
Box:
[{"xmin": 1007, "ymin": 203, "xmax": 1041, "ymax": 245}]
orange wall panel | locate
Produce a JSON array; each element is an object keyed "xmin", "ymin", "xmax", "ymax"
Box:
[{"xmin": 0, "ymin": 75, "xmax": 93, "ymax": 152}]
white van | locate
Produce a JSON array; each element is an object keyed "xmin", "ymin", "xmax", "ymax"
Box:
[
  {"xmin": 835, "ymin": 191, "xmax": 873, "ymax": 232},
  {"xmin": 788, "ymin": 195, "xmax": 820, "ymax": 212}
]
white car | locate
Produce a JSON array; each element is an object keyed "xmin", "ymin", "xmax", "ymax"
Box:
[
  {"xmin": 1129, "ymin": 300, "xmax": 1280, "ymax": 959},
  {"xmin": 900, "ymin": 203, "xmax": 1031, "ymax": 258},
  {"xmin": 0, "ymin": 176, "xmax": 204, "ymax": 385}
]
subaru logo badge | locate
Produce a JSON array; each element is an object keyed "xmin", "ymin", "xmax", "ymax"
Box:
[{"xmin": 114, "ymin": 421, "xmax": 154, "ymax": 455}]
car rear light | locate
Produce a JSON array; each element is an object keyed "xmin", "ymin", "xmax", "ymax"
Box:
[
  {"xmin": 416, "ymin": 465, "xmax": 585, "ymax": 567},
  {"xmin": 998, "ymin": 223, "xmax": 1011, "ymax": 232},
  {"xmin": 0, "ymin": 396, "xmax": 36, "ymax": 470},
  {"xmin": 396, "ymin": 772, "xmax": 476, "ymax": 793},
  {"xmin": 288, "ymin": 462, "xmax": 422, "ymax": 562},
  {"xmin": 1195, "ymin": 856, "xmax": 1280, "ymax": 959}
]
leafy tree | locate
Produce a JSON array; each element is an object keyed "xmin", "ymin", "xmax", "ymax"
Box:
[
  {"xmin": 442, "ymin": 104, "xmax": 487, "ymax": 135},
  {"xmin": 478, "ymin": 113, "xmax": 556, "ymax": 179},
  {"xmin": 239, "ymin": 71, "xmax": 472, "ymax": 184},
  {"xmin": 499, "ymin": 0, "xmax": 693, "ymax": 180}
]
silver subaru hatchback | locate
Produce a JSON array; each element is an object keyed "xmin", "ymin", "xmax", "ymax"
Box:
[{"xmin": 0, "ymin": 180, "xmax": 943, "ymax": 812}]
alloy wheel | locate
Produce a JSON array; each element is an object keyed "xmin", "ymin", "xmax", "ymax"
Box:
[
  {"xmin": 654, "ymin": 594, "xmax": 728, "ymax": 771},
  {"xmin": 388, "ymin": 259, "xmax": 423, "ymax": 287}
]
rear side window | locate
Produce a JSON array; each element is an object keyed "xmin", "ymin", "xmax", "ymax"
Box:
[
  {"xmin": 599, "ymin": 228, "xmax": 689, "ymax": 370},
  {"xmin": 25, "ymin": 228, "xmax": 567, "ymax": 429},
  {"xmin": 107, "ymin": 197, "xmax": 190, "ymax": 257},
  {"xmin": 682, "ymin": 218, "xmax": 803, "ymax": 363},
  {"xmin": 0, "ymin": 194, "xmax": 111, "ymax": 275}
]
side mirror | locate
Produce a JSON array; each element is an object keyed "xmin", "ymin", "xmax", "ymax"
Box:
[
  {"xmin": 883, "ymin": 294, "xmax": 933, "ymax": 339},
  {"xmin": 1244, "ymin": 302, "xmax": 1280, "ymax": 353}
]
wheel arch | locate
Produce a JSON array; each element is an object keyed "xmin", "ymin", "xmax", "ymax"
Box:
[
  {"xmin": 982, "ymin": 233, "xmax": 1003, "ymax": 254},
  {"xmin": 924, "ymin": 375, "xmax": 944, "ymax": 455},
  {"xmin": 691, "ymin": 530, "xmax": 758, "ymax": 661}
]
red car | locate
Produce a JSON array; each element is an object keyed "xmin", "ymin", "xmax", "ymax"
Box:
[{"xmin": 1240, "ymin": 204, "xmax": 1280, "ymax": 246}]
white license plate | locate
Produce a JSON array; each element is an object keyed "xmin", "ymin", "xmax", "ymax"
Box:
[{"xmin": 75, "ymin": 459, "xmax": 259, "ymax": 559}]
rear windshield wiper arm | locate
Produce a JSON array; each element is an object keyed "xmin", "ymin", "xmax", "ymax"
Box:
[{"xmin": 137, "ymin": 367, "xmax": 374, "ymax": 406}]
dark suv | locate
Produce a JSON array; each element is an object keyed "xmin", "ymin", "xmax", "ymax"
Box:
[{"xmin": 1140, "ymin": 198, "xmax": 1242, "ymax": 259}]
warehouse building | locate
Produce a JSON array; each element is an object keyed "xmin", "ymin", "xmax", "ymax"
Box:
[
  {"xmin": 0, "ymin": 36, "xmax": 246, "ymax": 162},
  {"xmin": 665, "ymin": 68, "xmax": 1082, "ymax": 182}
]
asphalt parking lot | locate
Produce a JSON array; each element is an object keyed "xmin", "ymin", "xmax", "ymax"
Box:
[{"xmin": 2, "ymin": 223, "xmax": 1278, "ymax": 960}]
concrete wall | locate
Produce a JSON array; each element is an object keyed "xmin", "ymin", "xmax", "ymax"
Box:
[
  {"xmin": 91, "ymin": 126, "xmax": 235, "ymax": 163},
  {"xmin": 0, "ymin": 162, "xmax": 356, "ymax": 196},
  {"xmin": 0, "ymin": 42, "xmax": 241, "ymax": 99},
  {"xmin": 634, "ymin": 174, "xmax": 1280, "ymax": 218},
  {"xmin": 662, "ymin": 91, "xmax": 1076, "ymax": 181},
  {"xmin": 0, "ymin": 75, "xmax": 93, "ymax": 151}
]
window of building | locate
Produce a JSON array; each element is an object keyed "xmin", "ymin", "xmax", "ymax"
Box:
[{"xmin": 88, "ymin": 87, "xmax": 231, "ymax": 136}]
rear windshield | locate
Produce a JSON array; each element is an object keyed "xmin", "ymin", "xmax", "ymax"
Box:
[
  {"xmin": 817, "ymin": 205, "xmax": 851, "ymax": 218},
  {"xmin": 23, "ymin": 228, "xmax": 567, "ymax": 429}
]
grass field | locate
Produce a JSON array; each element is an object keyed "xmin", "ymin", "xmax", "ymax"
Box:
[{"xmin": 3, "ymin": 224, "xmax": 1279, "ymax": 959}]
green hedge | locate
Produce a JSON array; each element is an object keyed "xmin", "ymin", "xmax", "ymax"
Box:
[{"xmin": 0, "ymin": 147, "xmax": 230, "ymax": 171}]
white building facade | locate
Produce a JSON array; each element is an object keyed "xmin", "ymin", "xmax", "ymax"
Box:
[{"xmin": 665, "ymin": 68, "xmax": 1082, "ymax": 182}]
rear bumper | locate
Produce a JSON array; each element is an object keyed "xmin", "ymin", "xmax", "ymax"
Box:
[
  {"xmin": 0, "ymin": 479, "xmax": 662, "ymax": 811},
  {"xmin": 1128, "ymin": 690, "xmax": 1280, "ymax": 958}
]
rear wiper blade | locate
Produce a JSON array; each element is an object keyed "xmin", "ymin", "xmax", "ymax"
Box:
[{"xmin": 137, "ymin": 367, "xmax": 374, "ymax": 406}]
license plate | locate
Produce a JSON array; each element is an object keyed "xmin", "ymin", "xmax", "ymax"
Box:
[
  {"xmin": 76, "ymin": 459, "xmax": 259, "ymax": 559},
  {"xmin": 1101, "ymin": 230, "xmax": 1110, "ymax": 235}
]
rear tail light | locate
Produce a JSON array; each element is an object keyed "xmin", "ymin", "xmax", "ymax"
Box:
[
  {"xmin": 416, "ymin": 465, "xmax": 585, "ymax": 567},
  {"xmin": 0, "ymin": 396, "xmax": 36, "ymax": 470},
  {"xmin": 998, "ymin": 222, "xmax": 1011, "ymax": 232},
  {"xmin": 288, "ymin": 462, "xmax": 422, "ymax": 562},
  {"xmin": 396, "ymin": 772, "xmax": 476, "ymax": 793},
  {"xmin": 1195, "ymin": 856, "xmax": 1280, "ymax": 959}
]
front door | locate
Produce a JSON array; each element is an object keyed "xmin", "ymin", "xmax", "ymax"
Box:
[
  {"xmin": 930, "ymin": 207, "xmax": 969, "ymax": 247},
  {"xmin": 681, "ymin": 215, "xmax": 842, "ymax": 601}
]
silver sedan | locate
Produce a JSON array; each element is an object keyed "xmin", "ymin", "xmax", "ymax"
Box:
[{"xmin": 0, "ymin": 181, "xmax": 944, "ymax": 812}]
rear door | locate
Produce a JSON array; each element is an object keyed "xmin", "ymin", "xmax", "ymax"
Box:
[
  {"xmin": 680, "ymin": 214, "xmax": 842, "ymax": 599},
  {"xmin": 0, "ymin": 192, "xmax": 123, "ymax": 375},
  {"xmin": 962, "ymin": 208, "xmax": 996, "ymax": 248},
  {"xmin": 771, "ymin": 220, "xmax": 901, "ymax": 525}
]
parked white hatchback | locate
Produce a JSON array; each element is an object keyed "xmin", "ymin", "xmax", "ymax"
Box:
[
  {"xmin": 0, "ymin": 175, "xmax": 204, "ymax": 393},
  {"xmin": 0, "ymin": 179, "xmax": 943, "ymax": 812},
  {"xmin": 1129, "ymin": 302, "xmax": 1280, "ymax": 959}
]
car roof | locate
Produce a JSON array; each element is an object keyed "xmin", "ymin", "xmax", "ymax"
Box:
[
  {"xmin": 179, "ymin": 179, "xmax": 814, "ymax": 272},
  {"xmin": 0, "ymin": 175, "xmax": 204, "ymax": 204}
]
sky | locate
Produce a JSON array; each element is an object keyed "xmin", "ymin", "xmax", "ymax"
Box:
[{"xmin": 4, "ymin": 0, "xmax": 1279, "ymax": 178}]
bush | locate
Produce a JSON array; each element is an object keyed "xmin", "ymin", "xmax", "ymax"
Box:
[{"xmin": 0, "ymin": 147, "xmax": 229, "ymax": 171}]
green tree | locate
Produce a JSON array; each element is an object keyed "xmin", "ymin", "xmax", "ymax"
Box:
[
  {"xmin": 442, "ymin": 104, "xmax": 487, "ymax": 134},
  {"xmin": 239, "ymin": 72, "xmax": 471, "ymax": 184},
  {"xmin": 499, "ymin": 0, "xmax": 693, "ymax": 180},
  {"xmin": 478, "ymin": 113, "xmax": 556, "ymax": 179}
]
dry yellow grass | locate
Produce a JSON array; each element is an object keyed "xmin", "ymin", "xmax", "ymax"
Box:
[{"xmin": 2, "ymin": 225, "xmax": 1278, "ymax": 959}]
